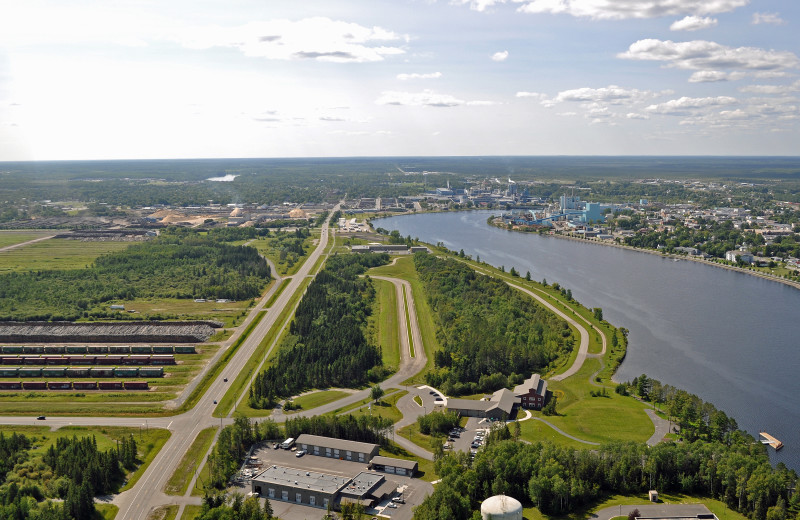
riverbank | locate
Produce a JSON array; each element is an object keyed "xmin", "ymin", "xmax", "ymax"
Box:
[{"xmin": 492, "ymin": 218, "xmax": 800, "ymax": 292}]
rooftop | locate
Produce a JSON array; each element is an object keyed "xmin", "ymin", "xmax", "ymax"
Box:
[
  {"xmin": 296, "ymin": 434, "xmax": 379, "ymax": 454},
  {"xmin": 252, "ymin": 465, "xmax": 350, "ymax": 494}
]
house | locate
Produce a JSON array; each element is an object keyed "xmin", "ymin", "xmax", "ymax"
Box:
[{"xmin": 514, "ymin": 374, "xmax": 548, "ymax": 410}]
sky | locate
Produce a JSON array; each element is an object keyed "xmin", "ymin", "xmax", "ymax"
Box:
[{"xmin": 0, "ymin": 0, "xmax": 798, "ymax": 160}]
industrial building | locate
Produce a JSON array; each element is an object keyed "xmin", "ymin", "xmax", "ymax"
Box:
[
  {"xmin": 446, "ymin": 388, "xmax": 519, "ymax": 421},
  {"xmin": 250, "ymin": 466, "xmax": 396, "ymax": 510},
  {"xmin": 295, "ymin": 434, "xmax": 380, "ymax": 463},
  {"xmin": 368, "ymin": 456, "xmax": 418, "ymax": 477}
]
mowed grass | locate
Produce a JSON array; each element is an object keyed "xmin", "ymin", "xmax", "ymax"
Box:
[
  {"xmin": 543, "ymin": 358, "xmax": 653, "ymax": 444},
  {"xmin": 0, "ymin": 238, "xmax": 132, "ymax": 273},
  {"xmin": 0, "ymin": 425, "xmax": 170, "ymax": 493},
  {"xmin": 164, "ymin": 427, "xmax": 218, "ymax": 496},
  {"xmin": 290, "ymin": 389, "xmax": 353, "ymax": 412},
  {"xmin": 180, "ymin": 505, "xmax": 204, "ymax": 520},
  {"xmin": 324, "ymin": 388, "xmax": 400, "ymax": 416},
  {"xmin": 147, "ymin": 505, "xmax": 178, "ymax": 520},
  {"xmin": 346, "ymin": 390, "xmax": 408, "ymax": 423},
  {"xmin": 367, "ymin": 256, "xmax": 439, "ymax": 384},
  {"xmin": 96, "ymin": 504, "xmax": 120, "ymax": 520},
  {"xmin": 0, "ymin": 230, "xmax": 57, "ymax": 249},
  {"xmin": 368, "ymin": 278, "xmax": 400, "ymax": 370},
  {"xmin": 119, "ymin": 297, "xmax": 256, "ymax": 328}
]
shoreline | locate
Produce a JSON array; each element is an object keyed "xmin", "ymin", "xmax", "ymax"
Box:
[{"xmin": 493, "ymin": 220, "xmax": 800, "ymax": 292}]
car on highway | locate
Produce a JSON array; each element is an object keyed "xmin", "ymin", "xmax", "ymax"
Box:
[
  {"xmin": 223, "ymin": 378, "xmax": 228, "ymax": 382},
  {"xmin": 36, "ymin": 415, "xmax": 45, "ymax": 420},
  {"xmin": 213, "ymin": 400, "xmax": 217, "ymax": 404},
  {"xmin": 295, "ymin": 450, "xmax": 306, "ymax": 457}
]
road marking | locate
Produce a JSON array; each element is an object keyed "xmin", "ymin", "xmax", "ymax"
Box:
[{"xmin": 167, "ymin": 421, "xmax": 173, "ymax": 429}]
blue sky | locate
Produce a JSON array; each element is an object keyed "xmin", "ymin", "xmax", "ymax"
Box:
[{"xmin": 0, "ymin": 0, "xmax": 798, "ymax": 160}]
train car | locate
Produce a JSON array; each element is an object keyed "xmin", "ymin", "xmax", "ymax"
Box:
[
  {"xmin": 151, "ymin": 355, "xmax": 175, "ymax": 365},
  {"xmin": 0, "ymin": 368, "xmax": 19, "ymax": 377},
  {"xmin": 72, "ymin": 381, "xmax": 98, "ymax": 390},
  {"xmin": 152, "ymin": 346, "xmax": 174, "ymax": 354},
  {"xmin": 1, "ymin": 346, "xmax": 24, "ymax": 354},
  {"xmin": 126, "ymin": 355, "xmax": 151, "ymax": 365},
  {"xmin": 22, "ymin": 381, "xmax": 47, "ymax": 390},
  {"xmin": 44, "ymin": 356, "xmax": 66, "ymax": 365},
  {"xmin": 108, "ymin": 345, "xmax": 131, "ymax": 354},
  {"xmin": 89, "ymin": 367, "xmax": 115, "ymax": 377},
  {"xmin": 87, "ymin": 345, "xmax": 109, "ymax": 354},
  {"xmin": 0, "ymin": 381, "xmax": 22, "ymax": 390},
  {"xmin": 66, "ymin": 367, "xmax": 91, "ymax": 378},
  {"xmin": 22, "ymin": 356, "xmax": 43, "ymax": 365},
  {"xmin": 174, "ymin": 345, "xmax": 196, "ymax": 354},
  {"xmin": 137, "ymin": 367, "xmax": 164, "ymax": 378},
  {"xmin": 42, "ymin": 367, "xmax": 67, "ymax": 377},
  {"xmin": 97, "ymin": 355, "xmax": 124, "ymax": 365},
  {"xmin": 123, "ymin": 381, "xmax": 149, "ymax": 390},
  {"xmin": 113, "ymin": 367, "xmax": 139, "ymax": 377},
  {"xmin": 98, "ymin": 381, "xmax": 124, "ymax": 390},
  {"xmin": 47, "ymin": 381, "xmax": 72, "ymax": 390},
  {"xmin": 18, "ymin": 368, "xmax": 42, "ymax": 377},
  {"xmin": 1, "ymin": 356, "xmax": 19, "ymax": 365},
  {"xmin": 74, "ymin": 356, "xmax": 96, "ymax": 365},
  {"xmin": 65, "ymin": 345, "xmax": 88, "ymax": 354},
  {"xmin": 22, "ymin": 346, "xmax": 44, "ymax": 354},
  {"xmin": 130, "ymin": 345, "xmax": 153, "ymax": 354},
  {"xmin": 43, "ymin": 346, "xmax": 66, "ymax": 354}
]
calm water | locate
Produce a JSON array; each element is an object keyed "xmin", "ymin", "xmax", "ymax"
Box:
[{"xmin": 376, "ymin": 210, "xmax": 800, "ymax": 470}]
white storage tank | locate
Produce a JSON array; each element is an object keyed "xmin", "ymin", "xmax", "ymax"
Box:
[{"xmin": 481, "ymin": 495, "xmax": 523, "ymax": 520}]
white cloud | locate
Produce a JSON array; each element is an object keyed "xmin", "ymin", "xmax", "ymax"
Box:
[
  {"xmin": 516, "ymin": 91, "xmax": 547, "ymax": 99},
  {"xmin": 516, "ymin": 0, "xmax": 748, "ymax": 20},
  {"xmin": 619, "ymin": 39, "xmax": 800, "ymax": 74},
  {"xmin": 739, "ymin": 80, "xmax": 800, "ymax": 94},
  {"xmin": 670, "ymin": 15, "xmax": 717, "ymax": 31},
  {"xmin": 397, "ymin": 72, "xmax": 443, "ymax": 80},
  {"xmin": 688, "ymin": 70, "xmax": 739, "ymax": 82},
  {"xmin": 466, "ymin": 100, "xmax": 501, "ymax": 106},
  {"xmin": 492, "ymin": 50, "xmax": 509, "ymax": 61},
  {"xmin": 177, "ymin": 17, "xmax": 405, "ymax": 63},
  {"xmin": 645, "ymin": 95, "xmax": 737, "ymax": 114},
  {"xmin": 375, "ymin": 90, "xmax": 465, "ymax": 107},
  {"xmin": 450, "ymin": 0, "xmax": 510, "ymax": 12},
  {"xmin": 626, "ymin": 112, "xmax": 650, "ymax": 119},
  {"xmin": 752, "ymin": 12, "xmax": 785, "ymax": 25},
  {"xmin": 550, "ymin": 85, "xmax": 659, "ymax": 104}
]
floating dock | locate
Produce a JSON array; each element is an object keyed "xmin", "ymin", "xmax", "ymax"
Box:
[{"xmin": 759, "ymin": 432, "xmax": 783, "ymax": 450}]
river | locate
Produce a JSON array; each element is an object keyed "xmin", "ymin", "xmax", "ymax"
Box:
[{"xmin": 375, "ymin": 210, "xmax": 800, "ymax": 470}]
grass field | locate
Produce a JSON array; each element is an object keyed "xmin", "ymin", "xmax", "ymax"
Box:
[
  {"xmin": 0, "ymin": 230, "xmax": 57, "ymax": 249},
  {"xmin": 367, "ymin": 256, "xmax": 439, "ymax": 384},
  {"xmin": 118, "ymin": 297, "xmax": 256, "ymax": 328},
  {"xmin": 323, "ymin": 388, "xmax": 400, "ymax": 416},
  {"xmin": 0, "ymin": 238, "xmax": 133, "ymax": 273},
  {"xmin": 96, "ymin": 504, "xmax": 120, "ymax": 520},
  {"xmin": 164, "ymin": 427, "xmax": 218, "ymax": 496},
  {"xmin": 368, "ymin": 278, "xmax": 400, "ymax": 370},
  {"xmin": 147, "ymin": 504, "xmax": 178, "ymax": 520},
  {"xmin": 288, "ymin": 389, "xmax": 353, "ymax": 412},
  {"xmin": 251, "ymin": 232, "xmax": 315, "ymax": 276},
  {"xmin": 346, "ymin": 390, "xmax": 408, "ymax": 423},
  {"xmin": 180, "ymin": 504, "xmax": 204, "ymax": 520}
]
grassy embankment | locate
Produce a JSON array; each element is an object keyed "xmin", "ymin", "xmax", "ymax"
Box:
[
  {"xmin": 147, "ymin": 505, "xmax": 178, "ymax": 520},
  {"xmin": 0, "ymin": 237, "xmax": 132, "ymax": 273},
  {"xmin": 179, "ymin": 505, "xmax": 204, "ymax": 520},
  {"xmin": 164, "ymin": 427, "xmax": 218, "ymax": 495},
  {"xmin": 367, "ymin": 278, "xmax": 400, "ymax": 369},
  {"xmin": 286, "ymin": 390, "xmax": 353, "ymax": 413}
]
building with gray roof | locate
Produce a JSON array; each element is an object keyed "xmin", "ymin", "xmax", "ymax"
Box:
[{"xmin": 295, "ymin": 434, "xmax": 379, "ymax": 462}]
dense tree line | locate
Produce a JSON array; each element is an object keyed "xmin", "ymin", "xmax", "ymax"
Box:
[
  {"xmin": 284, "ymin": 414, "xmax": 394, "ymax": 447},
  {"xmin": 198, "ymin": 492, "xmax": 275, "ymax": 520},
  {"xmin": 0, "ymin": 228, "xmax": 271, "ymax": 321},
  {"xmin": 417, "ymin": 411, "xmax": 460, "ymax": 436},
  {"xmin": 248, "ymin": 254, "xmax": 389, "ymax": 408},
  {"xmin": 414, "ymin": 253, "xmax": 572, "ymax": 395},
  {"xmin": 414, "ymin": 437, "xmax": 799, "ymax": 520}
]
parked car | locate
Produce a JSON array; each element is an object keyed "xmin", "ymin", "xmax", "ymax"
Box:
[
  {"xmin": 295, "ymin": 450, "xmax": 306, "ymax": 457},
  {"xmin": 387, "ymin": 502, "xmax": 398, "ymax": 508},
  {"xmin": 273, "ymin": 443, "xmax": 279, "ymax": 449},
  {"xmin": 392, "ymin": 497, "xmax": 405, "ymax": 503}
]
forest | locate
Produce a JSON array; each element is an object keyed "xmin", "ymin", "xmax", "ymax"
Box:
[
  {"xmin": 0, "ymin": 228, "xmax": 271, "ymax": 321},
  {"xmin": 248, "ymin": 253, "xmax": 389, "ymax": 408},
  {"xmin": 413, "ymin": 253, "xmax": 572, "ymax": 396},
  {"xmin": 0, "ymin": 432, "xmax": 138, "ymax": 520},
  {"xmin": 414, "ymin": 435, "xmax": 799, "ymax": 520}
]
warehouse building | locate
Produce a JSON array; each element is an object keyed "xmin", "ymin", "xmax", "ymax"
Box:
[
  {"xmin": 368, "ymin": 456, "xmax": 418, "ymax": 477},
  {"xmin": 446, "ymin": 388, "xmax": 519, "ymax": 421},
  {"xmin": 251, "ymin": 466, "xmax": 395, "ymax": 510},
  {"xmin": 295, "ymin": 434, "xmax": 379, "ymax": 463}
]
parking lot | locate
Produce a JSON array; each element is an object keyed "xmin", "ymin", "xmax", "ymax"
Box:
[{"xmin": 241, "ymin": 442, "xmax": 433, "ymax": 520}]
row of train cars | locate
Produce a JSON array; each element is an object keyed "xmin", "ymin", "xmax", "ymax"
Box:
[{"xmin": 0, "ymin": 345, "xmax": 197, "ymax": 391}]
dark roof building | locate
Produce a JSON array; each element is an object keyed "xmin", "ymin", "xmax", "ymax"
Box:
[
  {"xmin": 513, "ymin": 374, "xmax": 548, "ymax": 410},
  {"xmin": 447, "ymin": 388, "xmax": 519, "ymax": 420},
  {"xmin": 369, "ymin": 456, "xmax": 418, "ymax": 477},
  {"xmin": 295, "ymin": 434, "xmax": 380, "ymax": 463}
]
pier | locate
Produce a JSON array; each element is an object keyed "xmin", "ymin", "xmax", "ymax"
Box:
[{"xmin": 759, "ymin": 432, "xmax": 783, "ymax": 450}]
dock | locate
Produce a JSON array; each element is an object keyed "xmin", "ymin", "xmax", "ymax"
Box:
[{"xmin": 759, "ymin": 432, "xmax": 783, "ymax": 450}]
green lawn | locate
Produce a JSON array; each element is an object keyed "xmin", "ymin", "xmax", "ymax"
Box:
[
  {"xmin": 289, "ymin": 389, "xmax": 353, "ymax": 412},
  {"xmin": 96, "ymin": 504, "xmax": 119, "ymax": 520},
  {"xmin": 346, "ymin": 390, "xmax": 408, "ymax": 423},
  {"xmin": 0, "ymin": 238, "xmax": 133, "ymax": 273},
  {"xmin": 147, "ymin": 505, "xmax": 179, "ymax": 520},
  {"xmin": 180, "ymin": 504, "xmax": 204, "ymax": 520},
  {"xmin": 164, "ymin": 427, "xmax": 218, "ymax": 496},
  {"xmin": 323, "ymin": 388, "xmax": 400, "ymax": 416},
  {"xmin": 368, "ymin": 278, "xmax": 400, "ymax": 370}
]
